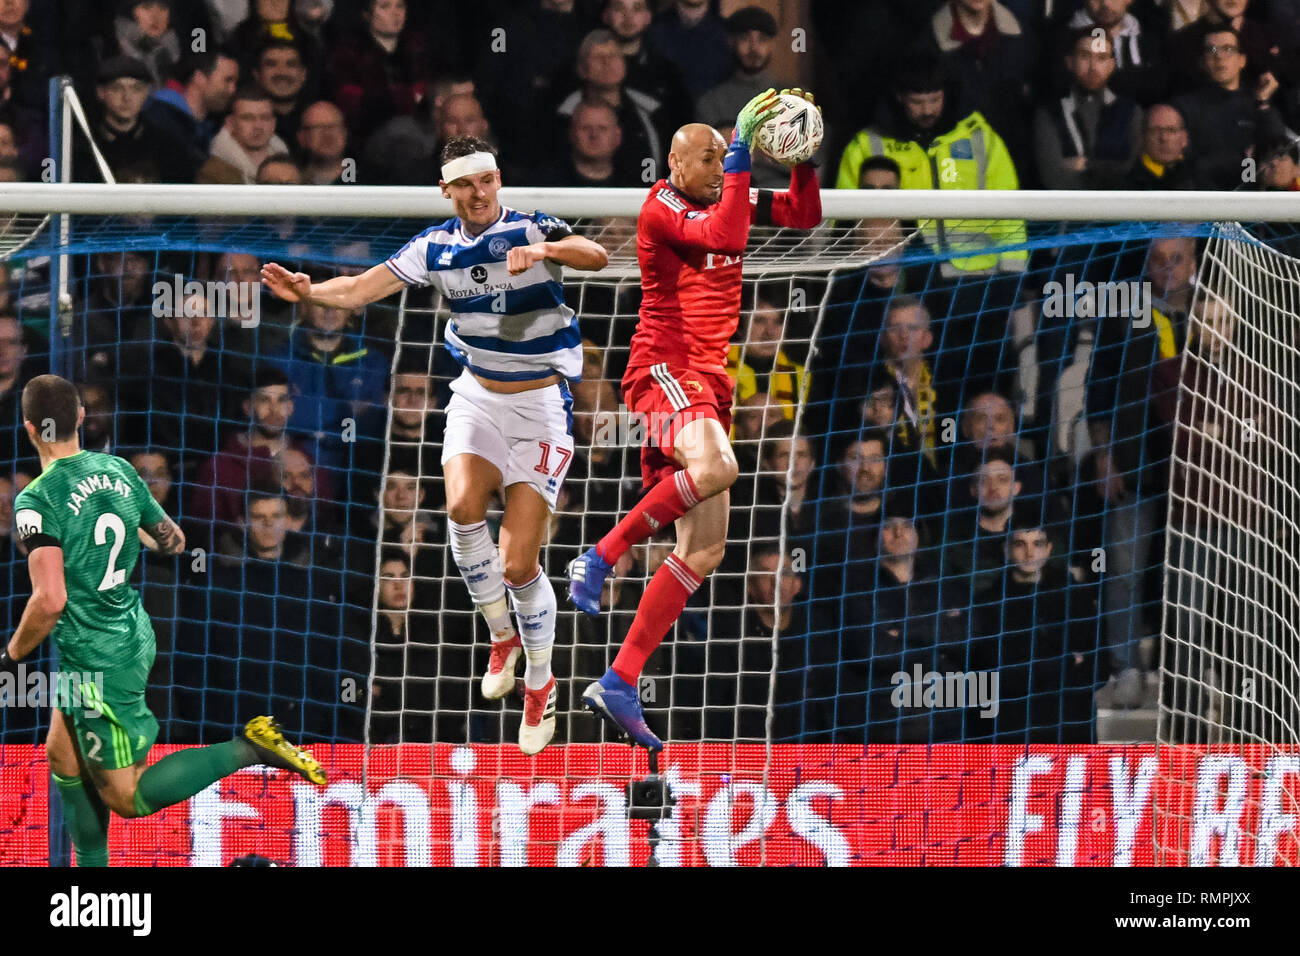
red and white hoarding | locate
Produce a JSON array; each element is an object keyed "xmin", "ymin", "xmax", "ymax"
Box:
[{"xmin": 2, "ymin": 744, "xmax": 1296, "ymax": 866}]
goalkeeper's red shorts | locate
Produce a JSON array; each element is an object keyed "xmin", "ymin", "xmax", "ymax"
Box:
[{"xmin": 622, "ymin": 363, "xmax": 733, "ymax": 491}]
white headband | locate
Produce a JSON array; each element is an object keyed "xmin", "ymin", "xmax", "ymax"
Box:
[{"xmin": 441, "ymin": 151, "xmax": 498, "ymax": 184}]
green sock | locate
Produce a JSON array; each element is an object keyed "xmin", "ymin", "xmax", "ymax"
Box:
[
  {"xmin": 132, "ymin": 738, "xmax": 257, "ymax": 817},
  {"xmin": 53, "ymin": 773, "xmax": 110, "ymax": 867}
]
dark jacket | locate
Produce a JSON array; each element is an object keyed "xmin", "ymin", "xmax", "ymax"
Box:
[
  {"xmin": 1172, "ymin": 83, "xmax": 1287, "ymax": 189},
  {"xmin": 272, "ymin": 328, "xmax": 389, "ymax": 470},
  {"xmin": 142, "ymin": 84, "xmax": 214, "ymax": 183},
  {"xmin": 968, "ymin": 568, "xmax": 1102, "ymax": 743},
  {"xmin": 817, "ymin": 561, "xmax": 969, "ymax": 743}
]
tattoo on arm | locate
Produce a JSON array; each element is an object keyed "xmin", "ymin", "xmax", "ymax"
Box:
[{"xmin": 148, "ymin": 519, "xmax": 185, "ymax": 556}]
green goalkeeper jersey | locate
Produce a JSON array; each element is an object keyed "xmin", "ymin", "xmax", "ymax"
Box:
[{"xmin": 13, "ymin": 450, "xmax": 168, "ymax": 675}]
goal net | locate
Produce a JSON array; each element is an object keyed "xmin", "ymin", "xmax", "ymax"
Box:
[{"xmin": 1, "ymin": 175, "xmax": 1298, "ymax": 866}]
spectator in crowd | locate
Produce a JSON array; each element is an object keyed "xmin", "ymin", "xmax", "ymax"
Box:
[
  {"xmin": 252, "ymin": 38, "xmax": 310, "ymax": 142},
  {"xmin": 732, "ymin": 546, "xmax": 806, "ymax": 736},
  {"xmin": 296, "ymin": 100, "xmax": 350, "ymax": 184},
  {"xmin": 1172, "ymin": 25, "xmax": 1288, "ymax": 188},
  {"xmin": 941, "ymin": 449, "xmax": 1023, "ymax": 614},
  {"xmin": 349, "ymin": 359, "xmax": 442, "ymax": 527},
  {"xmin": 603, "ymin": 0, "xmax": 691, "ymax": 135},
  {"xmin": 747, "ymin": 419, "xmax": 817, "ymax": 543},
  {"xmin": 1086, "ymin": 235, "xmax": 1198, "ymax": 707},
  {"xmin": 1127, "ymin": 103, "xmax": 1203, "ymax": 187},
  {"xmin": 360, "ymin": 466, "xmax": 444, "ymax": 612},
  {"xmin": 1258, "ymin": 134, "xmax": 1300, "ymax": 190},
  {"xmin": 0, "ymin": 47, "xmax": 44, "ymax": 179},
  {"xmin": 0, "ymin": 313, "xmax": 37, "ymax": 469},
  {"xmin": 859, "ymin": 154, "xmax": 902, "ymax": 191},
  {"xmin": 369, "ymin": 548, "xmax": 436, "ymax": 743},
  {"xmin": 215, "ymin": 250, "xmax": 294, "ymax": 351},
  {"xmin": 1161, "ymin": 294, "xmax": 1262, "ymax": 741},
  {"xmin": 1062, "ymin": 0, "xmax": 1167, "ymax": 105},
  {"xmin": 276, "ymin": 445, "xmax": 337, "ymax": 536},
  {"xmin": 121, "ymin": 288, "xmax": 248, "ymax": 484},
  {"xmin": 107, "ymin": 0, "xmax": 181, "ymax": 88},
  {"xmin": 143, "ymin": 48, "xmax": 240, "ymax": 182},
  {"xmin": 474, "ymin": 0, "xmax": 583, "ymax": 155},
  {"xmin": 808, "ymin": 192, "xmax": 909, "ymax": 441},
  {"xmin": 812, "ymin": 431, "xmax": 889, "ymax": 613},
  {"xmin": 728, "ymin": 285, "xmax": 808, "ymax": 425},
  {"xmin": 929, "ymin": 0, "xmax": 1032, "ymax": 176},
  {"xmin": 554, "ymin": 29, "xmax": 668, "ymax": 186},
  {"xmin": 1035, "ymin": 27, "xmax": 1144, "ymax": 189},
  {"xmin": 202, "ymin": 485, "xmax": 353, "ymax": 741},
  {"xmin": 363, "ymin": 87, "xmax": 489, "ymax": 185},
  {"xmin": 230, "ymin": 0, "xmax": 324, "ymax": 83},
  {"xmin": 730, "ymin": 392, "xmax": 785, "ymax": 476},
  {"xmin": 255, "ymin": 151, "xmax": 302, "ymax": 183},
  {"xmin": 646, "ymin": 0, "xmax": 731, "ymax": 99},
  {"xmin": 327, "ymin": 0, "xmax": 431, "ymax": 143},
  {"xmin": 190, "ymin": 364, "xmax": 332, "ymax": 541},
  {"xmin": 127, "ymin": 447, "xmax": 178, "ymax": 512},
  {"xmin": 199, "ymin": 85, "xmax": 289, "ymax": 184},
  {"xmin": 831, "ymin": 503, "xmax": 966, "ymax": 743},
  {"xmin": 78, "ymin": 381, "xmax": 116, "ymax": 453},
  {"xmin": 1169, "ymin": 0, "xmax": 1297, "ymax": 95},
  {"xmin": 0, "ymin": 0, "xmax": 58, "ymax": 111},
  {"xmin": 72, "ymin": 56, "xmax": 163, "ymax": 182},
  {"xmin": 836, "ymin": 56, "xmax": 1028, "ymax": 277},
  {"xmin": 967, "ymin": 504, "xmax": 1101, "ymax": 742},
  {"xmin": 956, "ymin": 390, "xmax": 1047, "ymax": 497},
  {"xmin": 71, "ymin": 250, "xmax": 155, "ymax": 380},
  {"xmin": 272, "ymin": 293, "xmax": 388, "ymax": 470},
  {"xmin": 533, "ymin": 98, "xmax": 637, "ymax": 187},
  {"xmin": 871, "ymin": 295, "xmax": 955, "ymax": 499},
  {"xmin": 122, "ymin": 444, "xmax": 185, "ymax": 737},
  {"xmin": 696, "ymin": 7, "xmax": 781, "ymax": 129}
]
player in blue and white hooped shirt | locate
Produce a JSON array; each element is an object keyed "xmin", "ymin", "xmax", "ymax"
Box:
[{"xmin": 261, "ymin": 136, "xmax": 609, "ymax": 755}]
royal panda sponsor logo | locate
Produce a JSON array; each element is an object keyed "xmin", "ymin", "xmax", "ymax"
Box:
[{"xmin": 49, "ymin": 886, "xmax": 152, "ymax": 936}]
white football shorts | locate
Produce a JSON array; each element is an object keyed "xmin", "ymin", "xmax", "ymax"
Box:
[{"xmin": 440, "ymin": 368, "xmax": 576, "ymax": 510}]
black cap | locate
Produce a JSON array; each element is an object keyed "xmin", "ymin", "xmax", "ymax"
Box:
[
  {"xmin": 725, "ymin": 6, "xmax": 778, "ymax": 38},
  {"xmin": 1257, "ymin": 133, "xmax": 1299, "ymax": 165},
  {"xmin": 98, "ymin": 55, "xmax": 153, "ymax": 85}
]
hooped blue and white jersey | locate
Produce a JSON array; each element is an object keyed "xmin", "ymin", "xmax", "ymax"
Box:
[{"xmin": 385, "ymin": 207, "xmax": 583, "ymax": 382}]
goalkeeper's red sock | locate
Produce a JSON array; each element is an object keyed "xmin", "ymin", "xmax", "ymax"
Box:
[
  {"xmin": 597, "ymin": 470, "xmax": 701, "ymax": 565},
  {"xmin": 612, "ymin": 554, "xmax": 703, "ymax": 684}
]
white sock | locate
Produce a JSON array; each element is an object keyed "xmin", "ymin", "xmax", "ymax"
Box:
[
  {"xmin": 478, "ymin": 595, "xmax": 517, "ymax": 643},
  {"xmin": 449, "ymin": 520, "xmax": 515, "ymax": 641},
  {"xmin": 506, "ymin": 567, "xmax": 555, "ymax": 690}
]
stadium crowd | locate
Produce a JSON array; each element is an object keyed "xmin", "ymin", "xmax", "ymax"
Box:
[{"xmin": 2, "ymin": 0, "xmax": 1297, "ymax": 748}]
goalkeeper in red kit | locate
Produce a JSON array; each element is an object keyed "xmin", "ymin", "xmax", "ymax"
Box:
[{"xmin": 568, "ymin": 88, "xmax": 822, "ymax": 750}]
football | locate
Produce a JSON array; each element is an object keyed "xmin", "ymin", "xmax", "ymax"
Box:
[{"xmin": 754, "ymin": 92, "xmax": 824, "ymax": 167}]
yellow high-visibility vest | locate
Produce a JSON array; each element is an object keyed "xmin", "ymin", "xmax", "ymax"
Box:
[{"xmin": 836, "ymin": 111, "xmax": 1028, "ymax": 275}]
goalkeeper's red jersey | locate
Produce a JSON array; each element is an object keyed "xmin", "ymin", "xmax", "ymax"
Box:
[{"xmin": 627, "ymin": 161, "xmax": 822, "ymax": 379}]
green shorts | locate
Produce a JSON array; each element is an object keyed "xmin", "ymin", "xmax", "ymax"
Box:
[{"xmin": 60, "ymin": 653, "xmax": 159, "ymax": 772}]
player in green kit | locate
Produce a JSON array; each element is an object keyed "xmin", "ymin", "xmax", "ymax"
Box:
[{"xmin": 0, "ymin": 375, "xmax": 327, "ymax": 867}]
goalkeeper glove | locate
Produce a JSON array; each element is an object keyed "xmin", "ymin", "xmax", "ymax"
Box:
[
  {"xmin": 733, "ymin": 88, "xmax": 782, "ymax": 147},
  {"xmin": 780, "ymin": 87, "xmax": 821, "ymax": 114},
  {"xmin": 0, "ymin": 645, "xmax": 17, "ymax": 679}
]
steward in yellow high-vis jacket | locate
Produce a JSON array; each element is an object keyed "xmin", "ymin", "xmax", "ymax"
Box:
[{"xmin": 835, "ymin": 61, "xmax": 1027, "ymax": 277}]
